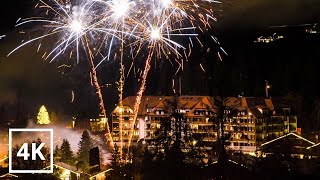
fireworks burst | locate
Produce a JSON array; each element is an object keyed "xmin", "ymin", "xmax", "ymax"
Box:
[{"xmin": 7, "ymin": 0, "xmax": 221, "ymax": 156}]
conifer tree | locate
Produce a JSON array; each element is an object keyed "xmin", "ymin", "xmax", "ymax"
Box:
[
  {"xmin": 54, "ymin": 145, "xmax": 61, "ymax": 157},
  {"xmin": 60, "ymin": 139, "xmax": 73, "ymax": 164},
  {"xmin": 37, "ymin": 105, "xmax": 50, "ymax": 124},
  {"xmin": 77, "ymin": 130, "xmax": 93, "ymax": 162}
]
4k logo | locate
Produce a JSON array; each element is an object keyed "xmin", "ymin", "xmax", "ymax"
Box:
[
  {"xmin": 9, "ymin": 129, "xmax": 53, "ymax": 173},
  {"xmin": 17, "ymin": 143, "xmax": 46, "ymax": 160}
]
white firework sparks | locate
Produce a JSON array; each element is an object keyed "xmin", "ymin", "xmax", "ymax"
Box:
[{"xmin": 7, "ymin": 0, "xmax": 221, "ymax": 156}]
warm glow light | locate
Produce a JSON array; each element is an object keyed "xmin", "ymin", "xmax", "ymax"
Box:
[
  {"xmin": 192, "ymin": 140, "xmax": 197, "ymax": 146},
  {"xmin": 37, "ymin": 105, "xmax": 50, "ymax": 125},
  {"xmin": 70, "ymin": 20, "xmax": 83, "ymax": 33},
  {"xmin": 118, "ymin": 107, "xmax": 123, "ymax": 113},
  {"xmin": 60, "ymin": 169, "xmax": 71, "ymax": 180}
]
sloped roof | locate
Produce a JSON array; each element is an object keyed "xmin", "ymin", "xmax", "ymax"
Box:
[
  {"xmin": 117, "ymin": 96, "xmax": 216, "ymax": 115},
  {"xmin": 245, "ymin": 97, "xmax": 269, "ymax": 118},
  {"xmin": 179, "ymin": 96, "xmax": 208, "ymax": 109},
  {"xmin": 224, "ymin": 97, "xmax": 242, "ymax": 109},
  {"xmin": 89, "ymin": 168, "xmax": 112, "ymax": 179},
  {"xmin": 306, "ymin": 143, "xmax": 320, "ymax": 155},
  {"xmin": 0, "ymin": 173, "xmax": 19, "ymax": 178},
  {"xmin": 119, "ymin": 96, "xmax": 170, "ymax": 115},
  {"xmin": 54, "ymin": 162, "xmax": 82, "ymax": 174},
  {"xmin": 264, "ymin": 98, "xmax": 274, "ymax": 111},
  {"xmin": 260, "ymin": 133, "xmax": 315, "ymax": 154},
  {"xmin": 261, "ymin": 133, "xmax": 315, "ymax": 147},
  {"xmin": 271, "ymin": 97, "xmax": 291, "ymax": 108},
  {"xmin": 307, "ymin": 143, "xmax": 320, "ymax": 150},
  {"xmin": 115, "ymin": 96, "xmax": 295, "ymax": 118},
  {"xmin": 246, "ymin": 97, "xmax": 267, "ymax": 108}
]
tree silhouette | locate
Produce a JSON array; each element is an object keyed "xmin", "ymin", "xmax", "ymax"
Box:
[
  {"xmin": 109, "ymin": 144, "xmax": 124, "ymax": 180},
  {"xmin": 60, "ymin": 139, "xmax": 73, "ymax": 164},
  {"xmin": 53, "ymin": 144, "xmax": 61, "ymax": 160},
  {"xmin": 77, "ymin": 130, "xmax": 93, "ymax": 162}
]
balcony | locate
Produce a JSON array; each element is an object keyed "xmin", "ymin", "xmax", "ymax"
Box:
[
  {"xmin": 227, "ymin": 145, "xmax": 256, "ymax": 152},
  {"xmin": 192, "ymin": 129, "xmax": 210, "ymax": 133},
  {"xmin": 203, "ymin": 136, "xmax": 218, "ymax": 141},
  {"xmin": 190, "ymin": 121, "xmax": 214, "ymax": 125}
]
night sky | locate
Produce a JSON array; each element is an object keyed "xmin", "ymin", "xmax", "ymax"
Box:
[{"xmin": 1, "ymin": 0, "xmax": 320, "ymax": 130}]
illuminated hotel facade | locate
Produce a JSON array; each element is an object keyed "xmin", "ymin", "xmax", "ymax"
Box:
[
  {"xmin": 110, "ymin": 96, "xmax": 298, "ymax": 154},
  {"xmin": 223, "ymin": 97, "xmax": 297, "ymax": 153}
]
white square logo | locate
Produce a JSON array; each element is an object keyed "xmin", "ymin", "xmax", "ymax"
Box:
[{"xmin": 9, "ymin": 128, "xmax": 53, "ymax": 173}]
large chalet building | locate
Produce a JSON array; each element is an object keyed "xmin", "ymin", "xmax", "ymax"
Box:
[
  {"xmin": 110, "ymin": 96, "xmax": 298, "ymax": 154},
  {"xmin": 224, "ymin": 97, "xmax": 298, "ymax": 153}
]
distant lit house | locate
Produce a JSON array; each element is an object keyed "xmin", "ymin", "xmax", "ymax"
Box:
[
  {"xmin": 0, "ymin": 173, "xmax": 19, "ymax": 179},
  {"xmin": 89, "ymin": 115, "xmax": 107, "ymax": 132},
  {"xmin": 305, "ymin": 24, "xmax": 319, "ymax": 34},
  {"xmin": 111, "ymin": 96, "xmax": 298, "ymax": 154},
  {"xmin": 254, "ymin": 33, "xmax": 284, "ymax": 43},
  {"xmin": 74, "ymin": 115, "xmax": 107, "ymax": 132},
  {"xmin": 89, "ymin": 169, "xmax": 112, "ymax": 180},
  {"xmin": 224, "ymin": 97, "xmax": 298, "ymax": 153},
  {"xmin": 0, "ymin": 167, "xmax": 19, "ymax": 179},
  {"xmin": 257, "ymin": 132, "xmax": 315, "ymax": 159},
  {"xmin": 44, "ymin": 162, "xmax": 111, "ymax": 180},
  {"xmin": 52, "ymin": 162, "xmax": 81, "ymax": 180},
  {"xmin": 306, "ymin": 143, "xmax": 320, "ymax": 159}
]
